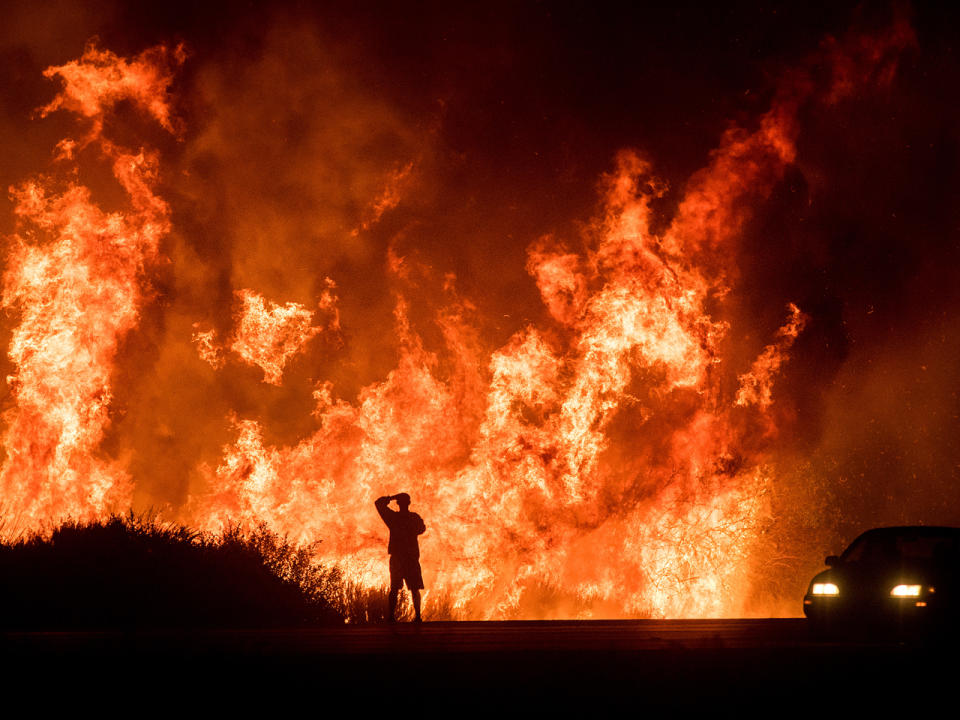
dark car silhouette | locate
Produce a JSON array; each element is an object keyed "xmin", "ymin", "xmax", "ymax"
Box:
[{"xmin": 803, "ymin": 526, "xmax": 960, "ymax": 636}]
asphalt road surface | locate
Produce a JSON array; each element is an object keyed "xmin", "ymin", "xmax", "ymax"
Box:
[{"xmin": 3, "ymin": 620, "xmax": 956, "ymax": 708}]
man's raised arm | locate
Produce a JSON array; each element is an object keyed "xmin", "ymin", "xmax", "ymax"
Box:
[{"xmin": 375, "ymin": 495, "xmax": 393, "ymax": 523}]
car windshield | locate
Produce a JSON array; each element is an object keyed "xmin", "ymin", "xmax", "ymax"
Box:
[{"xmin": 841, "ymin": 529, "xmax": 960, "ymax": 564}]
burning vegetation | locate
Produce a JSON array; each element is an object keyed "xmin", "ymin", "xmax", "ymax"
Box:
[{"xmin": 1, "ymin": 3, "xmax": 957, "ymax": 620}]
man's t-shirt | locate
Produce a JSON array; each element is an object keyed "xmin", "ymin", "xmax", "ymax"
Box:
[{"xmin": 376, "ymin": 503, "xmax": 426, "ymax": 559}]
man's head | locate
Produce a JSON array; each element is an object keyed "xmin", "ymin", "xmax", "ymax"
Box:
[{"xmin": 395, "ymin": 492, "xmax": 411, "ymax": 510}]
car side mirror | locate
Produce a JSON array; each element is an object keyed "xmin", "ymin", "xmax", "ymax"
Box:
[{"xmin": 825, "ymin": 554, "xmax": 841, "ymax": 567}]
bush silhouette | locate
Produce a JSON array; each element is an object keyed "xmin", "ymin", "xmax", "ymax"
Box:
[{"xmin": 0, "ymin": 514, "xmax": 344, "ymax": 629}]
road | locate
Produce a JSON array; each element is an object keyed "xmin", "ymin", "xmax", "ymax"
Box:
[{"xmin": 3, "ymin": 620, "xmax": 955, "ymax": 708}]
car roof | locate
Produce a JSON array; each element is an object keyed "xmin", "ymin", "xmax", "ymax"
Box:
[{"xmin": 854, "ymin": 526, "xmax": 960, "ymax": 538}]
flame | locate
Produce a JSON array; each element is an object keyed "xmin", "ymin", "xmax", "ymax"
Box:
[
  {"xmin": 39, "ymin": 42, "xmax": 185, "ymax": 136},
  {"xmin": 185, "ymin": 135, "xmax": 791, "ymax": 618},
  {"xmin": 0, "ymin": 43, "xmax": 183, "ymax": 530},
  {"xmin": 192, "ymin": 326, "xmax": 225, "ymax": 371},
  {"xmin": 229, "ymin": 288, "xmax": 330, "ymax": 385},
  {"xmin": 352, "ymin": 162, "xmax": 415, "ymax": 237},
  {"xmin": 0, "ymin": 21, "xmax": 916, "ymax": 619},
  {"xmin": 193, "ymin": 282, "xmax": 340, "ymax": 384},
  {"xmin": 737, "ymin": 303, "xmax": 808, "ymax": 410}
]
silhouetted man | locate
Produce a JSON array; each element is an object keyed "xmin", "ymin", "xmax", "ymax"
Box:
[{"xmin": 375, "ymin": 492, "xmax": 426, "ymax": 622}]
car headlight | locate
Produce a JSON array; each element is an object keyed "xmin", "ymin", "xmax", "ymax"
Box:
[
  {"xmin": 811, "ymin": 582, "xmax": 839, "ymax": 596},
  {"xmin": 890, "ymin": 584, "xmax": 922, "ymax": 597}
]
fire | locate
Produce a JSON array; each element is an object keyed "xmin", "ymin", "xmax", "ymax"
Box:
[
  {"xmin": 193, "ymin": 283, "xmax": 340, "ymax": 385},
  {"xmin": 0, "ymin": 43, "xmax": 183, "ymax": 531},
  {"xmin": 0, "ymin": 20, "xmax": 915, "ymax": 618},
  {"xmin": 38, "ymin": 43, "xmax": 185, "ymax": 136},
  {"xmin": 737, "ymin": 303, "xmax": 808, "ymax": 410}
]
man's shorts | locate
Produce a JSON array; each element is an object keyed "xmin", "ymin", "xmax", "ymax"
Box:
[{"xmin": 389, "ymin": 554, "xmax": 424, "ymax": 591}]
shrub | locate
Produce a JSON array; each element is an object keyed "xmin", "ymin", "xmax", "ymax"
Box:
[{"xmin": 0, "ymin": 513, "xmax": 344, "ymax": 629}]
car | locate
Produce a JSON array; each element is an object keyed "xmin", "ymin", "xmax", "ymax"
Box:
[{"xmin": 803, "ymin": 525, "xmax": 960, "ymax": 636}]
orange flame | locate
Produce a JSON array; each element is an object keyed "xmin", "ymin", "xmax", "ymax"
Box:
[
  {"xmin": 229, "ymin": 289, "xmax": 326, "ymax": 385},
  {"xmin": 40, "ymin": 42, "xmax": 185, "ymax": 137},
  {"xmin": 193, "ymin": 282, "xmax": 340, "ymax": 385},
  {"xmin": 737, "ymin": 304, "xmax": 808, "ymax": 410},
  {"xmin": 185, "ymin": 136, "xmax": 783, "ymax": 617},
  {"xmin": 1, "ymin": 43, "xmax": 183, "ymax": 530}
]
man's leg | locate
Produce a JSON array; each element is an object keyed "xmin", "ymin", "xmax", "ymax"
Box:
[
  {"xmin": 388, "ymin": 587, "xmax": 399, "ymax": 622},
  {"xmin": 388, "ymin": 555, "xmax": 401, "ymax": 622},
  {"xmin": 412, "ymin": 589, "xmax": 422, "ymax": 621}
]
